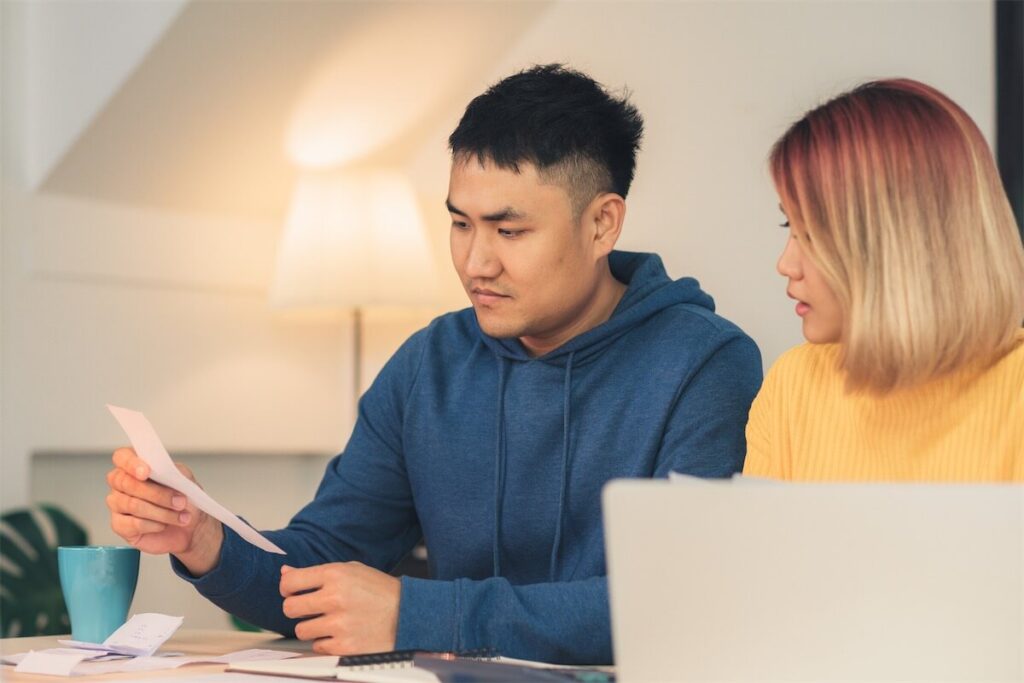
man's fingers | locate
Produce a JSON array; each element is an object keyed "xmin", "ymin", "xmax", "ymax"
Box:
[
  {"xmin": 107, "ymin": 468, "xmax": 186, "ymax": 511},
  {"xmin": 111, "ymin": 512, "xmax": 167, "ymax": 537},
  {"xmin": 282, "ymin": 591, "xmax": 327, "ymax": 620},
  {"xmin": 106, "ymin": 491, "xmax": 189, "ymax": 526},
  {"xmin": 293, "ymin": 615, "xmax": 336, "ymax": 643},
  {"xmin": 112, "ymin": 447, "xmax": 149, "ymax": 480},
  {"xmin": 311, "ymin": 637, "xmax": 352, "ymax": 656},
  {"xmin": 280, "ymin": 565, "xmax": 331, "ymax": 596}
]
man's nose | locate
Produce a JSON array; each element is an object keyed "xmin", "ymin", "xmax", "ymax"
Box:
[{"xmin": 464, "ymin": 233, "xmax": 501, "ymax": 279}]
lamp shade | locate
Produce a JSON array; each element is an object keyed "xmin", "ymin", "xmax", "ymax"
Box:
[{"xmin": 271, "ymin": 169, "xmax": 438, "ymax": 309}]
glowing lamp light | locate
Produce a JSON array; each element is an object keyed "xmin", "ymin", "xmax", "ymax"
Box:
[
  {"xmin": 271, "ymin": 169, "xmax": 438, "ymax": 310},
  {"xmin": 271, "ymin": 169, "xmax": 438, "ymax": 404}
]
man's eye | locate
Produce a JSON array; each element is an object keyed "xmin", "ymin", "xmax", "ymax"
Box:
[
  {"xmin": 779, "ymin": 220, "xmax": 790, "ymax": 228},
  {"xmin": 498, "ymin": 229, "xmax": 523, "ymax": 239},
  {"xmin": 451, "ymin": 221, "xmax": 469, "ymax": 230}
]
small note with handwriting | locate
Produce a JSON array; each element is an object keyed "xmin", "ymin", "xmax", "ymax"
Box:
[{"xmin": 59, "ymin": 613, "xmax": 184, "ymax": 657}]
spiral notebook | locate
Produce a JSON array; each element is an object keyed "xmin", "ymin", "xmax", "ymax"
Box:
[
  {"xmin": 230, "ymin": 651, "xmax": 438, "ymax": 682},
  {"xmin": 231, "ymin": 655, "xmax": 432, "ymax": 679},
  {"xmin": 228, "ymin": 649, "xmax": 611, "ymax": 682}
]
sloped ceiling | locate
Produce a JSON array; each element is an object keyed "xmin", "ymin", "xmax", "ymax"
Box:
[{"xmin": 41, "ymin": 1, "xmax": 551, "ymax": 220}]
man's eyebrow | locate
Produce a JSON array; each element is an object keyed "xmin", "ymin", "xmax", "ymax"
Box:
[
  {"xmin": 445, "ymin": 200, "xmax": 528, "ymax": 223},
  {"xmin": 482, "ymin": 207, "xmax": 528, "ymax": 222},
  {"xmin": 445, "ymin": 200, "xmax": 468, "ymax": 217}
]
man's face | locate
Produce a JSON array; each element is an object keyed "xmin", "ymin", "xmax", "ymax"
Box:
[{"xmin": 447, "ymin": 156, "xmax": 602, "ymax": 351}]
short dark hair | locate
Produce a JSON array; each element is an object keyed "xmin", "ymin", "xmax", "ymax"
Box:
[{"xmin": 448, "ymin": 64, "xmax": 644, "ymax": 215}]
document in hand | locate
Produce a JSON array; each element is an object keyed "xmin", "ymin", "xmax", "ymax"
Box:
[{"xmin": 107, "ymin": 405, "xmax": 285, "ymax": 554}]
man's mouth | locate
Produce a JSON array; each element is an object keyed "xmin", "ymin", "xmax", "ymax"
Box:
[{"xmin": 471, "ymin": 287, "xmax": 511, "ymax": 305}]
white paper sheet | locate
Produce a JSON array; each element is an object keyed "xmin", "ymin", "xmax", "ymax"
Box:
[
  {"xmin": 15, "ymin": 651, "xmax": 94, "ymax": 676},
  {"xmin": 173, "ymin": 675, "xmax": 318, "ymax": 683},
  {"xmin": 5, "ymin": 646, "xmax": 301, "ymax": 677},
  {"xmin": 59, "ymin": 612, "xmax": 184, "ymax": 656},
  {"xmin": 3, "ymin": 649, "xmax": 110, "ymax": 666},
  {"xmin": 209, "ymin": 649, "xmax": 303, "ymax": 663},
  {"xmin": 107, "ymin": 405, "xmax": 286, "ymax": 554},
  {"xmin": 77, "ymin": 649, "xmax": 300, "ymax": 675},
  {"xmin": 80, "ymin": 655, "xmax": 190, "ymax": 675}
]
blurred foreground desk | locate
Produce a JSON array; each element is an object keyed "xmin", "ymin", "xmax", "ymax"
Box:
[{"xmin": 0, "ymin": 630, "xmax": 311, "ymax": 681}]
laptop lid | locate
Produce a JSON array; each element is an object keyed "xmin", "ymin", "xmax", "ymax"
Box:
[{"xmin": 603, "ymin": 478, "xmax": 1023, "ymax": 682}]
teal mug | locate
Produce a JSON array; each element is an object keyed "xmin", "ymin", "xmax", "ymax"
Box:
[{"xmin": 57, "ymin": 546, "xmax": 140, "ymax": 643}]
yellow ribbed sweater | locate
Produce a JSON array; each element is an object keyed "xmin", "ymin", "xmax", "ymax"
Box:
[{"xmin": 743, "ymin": 330, "xmax": 1024, "ymax": 481}]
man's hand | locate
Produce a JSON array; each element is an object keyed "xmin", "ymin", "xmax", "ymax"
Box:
[
  {"xmin": 280, "ymin": 562, "xmax": 401, "ymax": 655},
  {"xmin": 105, "ymin": 447, "xmax": 224, "ymax": 576}
]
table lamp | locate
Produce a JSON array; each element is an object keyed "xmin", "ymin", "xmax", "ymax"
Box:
[{"xmin": 270, "ymin": 168, "xmax": 438, "ymax": 406}]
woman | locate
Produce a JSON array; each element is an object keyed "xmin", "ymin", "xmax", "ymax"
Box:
[{"xmin": 744, "ymin": 79, "xmax": 1024, "ymax": 481}]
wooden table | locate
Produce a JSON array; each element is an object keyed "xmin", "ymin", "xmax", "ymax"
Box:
[{"xmin": 0, "ymin": 630, "xmax": 313, "ymax": 681}]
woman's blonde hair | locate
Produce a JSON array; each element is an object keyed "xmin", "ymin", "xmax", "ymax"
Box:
[{"xmin": 770, "ymin": 78, "xmax": 1024, "ymax": 393}]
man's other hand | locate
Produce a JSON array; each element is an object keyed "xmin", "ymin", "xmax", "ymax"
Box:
[
  {"xmin": 280, "ymin": 562, "xmax": 401, "ymax": 655},
  {"xmin": 105, "ymin": 447, "xmax": 224, "ymax": 575}
]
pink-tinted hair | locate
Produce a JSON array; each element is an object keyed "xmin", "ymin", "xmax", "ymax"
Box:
[{"xmin": 770, "ymin": 79, "xmax": 1024, "ymax": 392}]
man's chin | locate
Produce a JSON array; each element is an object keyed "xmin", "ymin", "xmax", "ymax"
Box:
[{"xmin": 472, "ymin": 310, "xmax": 523, "ymax": 340}]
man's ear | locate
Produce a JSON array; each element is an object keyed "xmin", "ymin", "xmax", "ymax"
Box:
[{"xmin": 583, "ymin": 193, "xmax": 626, "ymax": 259}]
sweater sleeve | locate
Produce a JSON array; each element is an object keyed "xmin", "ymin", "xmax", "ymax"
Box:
[
  {"xmin": 742, "ymin": 366, "xmax": 774, "ymax": 478},
  {"xmin": 665, "ymin": 333, "xmax": 763, "ymax": 477},
  {"xmin": 170, "ymin": 329, "xmax": 429, "ymax": 635},
  {"xmin": 396, "ymin": 575, "xmax": 610, "ymax": 665}
]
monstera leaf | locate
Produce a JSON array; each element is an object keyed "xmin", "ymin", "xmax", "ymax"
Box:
[
  {"xmin": 230, "ymin": 614, "xmax": 263, "ymax": 632},
  {"xmin": 1, "ymin": 504, "xmax": 88, "ymax": 637}
]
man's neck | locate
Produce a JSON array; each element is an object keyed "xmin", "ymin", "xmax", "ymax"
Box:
[{"xmin": 519, "ymin": 271, "xmax": 627, "ymax": 358}]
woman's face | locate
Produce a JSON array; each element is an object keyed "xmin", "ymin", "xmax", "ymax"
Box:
[{"xmin": 776, "ymin": 211, "xmax": 843, "ymax": 344}]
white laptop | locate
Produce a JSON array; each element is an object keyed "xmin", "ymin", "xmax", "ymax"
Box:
[{"xmin": 602, "ymin": 478, "xmax": 1024, "ymax": 682}]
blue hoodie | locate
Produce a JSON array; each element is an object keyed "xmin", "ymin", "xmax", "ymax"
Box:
[{"xmin": 172, "ymin": 251, "xmax": 762, "ymax": 664}]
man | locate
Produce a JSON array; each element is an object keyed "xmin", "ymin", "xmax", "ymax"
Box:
[{"xmin": 105, "ymin": 64, "xmax": 761, "ymax": 664}]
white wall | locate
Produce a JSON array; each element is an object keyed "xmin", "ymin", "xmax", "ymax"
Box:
[
  {"xmin": 1, "ymin": 0, "xmax": 995, "ymax": 629},
  {"xmin": 5, "ymin": 0, "xmax": 185, "ymax": 189}
]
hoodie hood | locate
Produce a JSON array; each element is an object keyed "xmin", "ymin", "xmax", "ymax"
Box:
[{"xmin": 477, "ymin": 251, "xmax": 715, "ymax": 365}]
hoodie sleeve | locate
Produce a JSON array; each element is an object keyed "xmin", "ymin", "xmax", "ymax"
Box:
[
  {"xmin": 396, "ymin": 575, "xmax": 610, "ymax": 665},
  {"xmin": 664, "ymin": 333, "xmax": 763, "ymax": 477},
  {"xmin": 168, "ymin": 328, "xmax": 429, "ymax": 636}
]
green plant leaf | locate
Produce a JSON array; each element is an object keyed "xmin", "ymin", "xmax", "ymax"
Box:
[
  {"xmin": 1, "ymin": 504, "xmax": 88, "ymax": 637},
  {"xmin": 230, "ymin": 613, "xmax": 263, "ymax": 632}
]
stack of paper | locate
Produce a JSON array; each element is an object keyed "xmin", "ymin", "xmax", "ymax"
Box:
[{"xmin": 4, "ymin": 613, "xmax": 302, "ymax": 677}]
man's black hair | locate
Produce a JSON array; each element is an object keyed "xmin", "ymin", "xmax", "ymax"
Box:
[{"xmin": 448, "ymin": 64, "xmax": 644, "ymax": 214}]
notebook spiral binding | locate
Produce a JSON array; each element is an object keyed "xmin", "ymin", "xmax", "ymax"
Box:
[{"xmin": 337, "ymin": 648, "xmax": 499, "ymax": 671}]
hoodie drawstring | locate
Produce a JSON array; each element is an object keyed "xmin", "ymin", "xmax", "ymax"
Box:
[
  {"xmin": 492, "ymin": 359, "xmax": 508, "ymax": 577},
  {"xmin": 548, "ymin": 351, "xmax": 575, "ymax": 582},
  {"xmin": 492, "ymin": 352, "xmax": 576, "ymax": 582}
]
